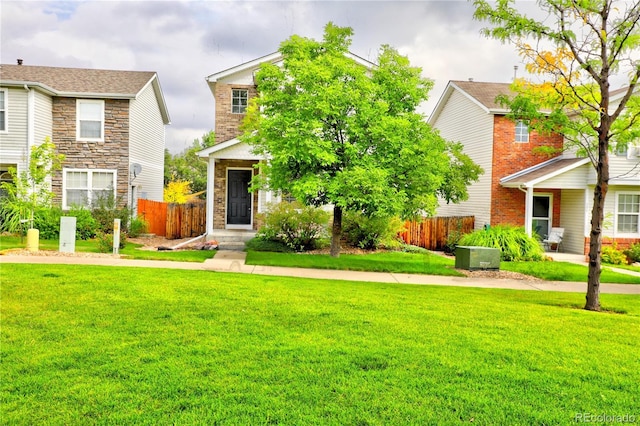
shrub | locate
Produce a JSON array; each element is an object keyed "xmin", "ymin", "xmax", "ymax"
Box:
[
  {"xmin": 623, "ymin": 243, "xmax": 640, "ymax": 263},
  {"xmin": 33, "ymin": 207, "xmax": 63, "ymax": 240},
  {"xmin": 602, "ymin": 242, "xmax": 628, "ymax": 265},
  {"xmin": 33, "ymin": 206, "xmax": 97, "ymax": 240},
  {"xmin": 91, "ymin": 194, "xmax": 131, "ymax": 234},
  {"xmin": 96, "ymin": 232, "xmax": 126, "ymax": 253},
  {"xmin": 128, "ymin": 217, "xmax": 149, "ymax": 238},
  {"xmin": 342, "ymin": 212, "xmax": 405, "ymax": 250},
  {"xmin": 457, "ymin": 225, "xmax": 545, "ymax": 261},
  {"xmin": 68, "ymin": 206, "xmax": 98, "ymax": 240},
  {"xmin": 256, "ymin": 202, "xmax": 330, "ymax": 251}
]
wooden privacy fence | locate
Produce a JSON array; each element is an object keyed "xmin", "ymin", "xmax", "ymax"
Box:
[
  {"xmin": 137, "ymin": 199, "xmax": 206, "ymax": 239},
  {"xmin": 399, "ymin": 216, "xmax": 475, "ymax": 250}
]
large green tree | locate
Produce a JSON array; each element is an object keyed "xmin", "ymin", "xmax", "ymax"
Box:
[
  {"xmin": 243, "ymin": 23, "xmax": 482, "ymax": 257},
  {"xmin": 474, "ymin": 0, "xmax": 640, "ymax": 311},
  {"xmin": 164, "ymin": 131, "xmax": 215, "ymax": 197}
]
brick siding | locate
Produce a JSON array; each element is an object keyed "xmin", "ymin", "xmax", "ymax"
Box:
[
  {"xmin": 51, "ymin": 97, "xmax": 130, "ymax": 207},
  {"xmin": 213, "ymin": 159, "xmax": 259, "ymax": 230},
  {"xmin": 490, "ymin": 115, "xmax": 564, "ymax": 227},
  {"xmin": 214, "ymin": 83, "xmax": 258, "ymax": 143}
]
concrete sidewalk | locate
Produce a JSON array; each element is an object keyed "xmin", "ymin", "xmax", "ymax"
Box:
[{"xmin": 2, "ymin": 250, "xmax": 638, "ymax": 295}]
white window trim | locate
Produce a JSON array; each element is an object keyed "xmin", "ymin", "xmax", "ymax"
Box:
[
  {"xmin": 614, "ymin": 191, "xmax": 640, "ymax": 237},
  {"xmin": 515, "ymin": 120, "xmax": 529, "ymax": 143},
  {"xmin": 0, "ymin": 88, "xmax": 8, "ymax": 133},
  {"xmin": 532, "ymin": 193, "xmax": 553, "ymax": 238},
  {"xmin": 62, "ymin": 168, "xmax": 117, "ymax": 209},
  {"xmin": 231, "ymin": 89, "xmax": 248, "ymax": 114},
  {"xmin": 76, "ymin": 99, "xmax": 105, "ymax": 142}
]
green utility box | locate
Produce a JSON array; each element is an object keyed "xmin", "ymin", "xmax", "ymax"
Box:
[{"xmin": 455, "ymin": 246, "xmax": 500, "ymax": 270}]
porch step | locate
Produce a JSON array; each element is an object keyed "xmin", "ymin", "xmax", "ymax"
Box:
[{"xmin": 208, "ymin": 230, "xmax": 256, "ymax": 251}]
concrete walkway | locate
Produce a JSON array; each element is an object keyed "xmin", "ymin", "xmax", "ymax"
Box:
[{"xmin": 2, "ymin": 250, "xmax": 638, "ymax": 295}]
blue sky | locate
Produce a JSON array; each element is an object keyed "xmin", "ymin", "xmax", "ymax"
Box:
[{"xmin": 0, "ymin": 0, "xmax": 556, "ymax": 153}]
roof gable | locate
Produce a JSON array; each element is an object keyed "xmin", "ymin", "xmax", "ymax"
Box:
[{"xmin": 429, "ymin": 80, "xmax": 514, "ymax": 124}]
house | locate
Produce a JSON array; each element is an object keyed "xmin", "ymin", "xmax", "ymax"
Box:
[
  {"xmin": 198, "ymin": 52, "xmax": 375, "ymax": 241},
  {"xmin": 0, "ymin": 62, "xmax": 170, "ymax": 212},
  {"xmin": 429, "ymin": 80, "xmax": 640, "ymax": 254}
]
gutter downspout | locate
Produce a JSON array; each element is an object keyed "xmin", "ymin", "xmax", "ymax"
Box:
[
  {"xmin": 24, "ymin": 85, "xmax": 35, "ymax": 171},
  {"xmin": 519, "ymin": 185, "xmax": 534, "ymax": 237}
]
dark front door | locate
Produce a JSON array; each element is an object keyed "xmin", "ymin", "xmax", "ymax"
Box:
[{"xmin": 227, "ymin": 169, "xmax": 252, "ymax": 226}]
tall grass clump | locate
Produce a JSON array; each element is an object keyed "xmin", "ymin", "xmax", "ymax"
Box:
[{"xmin": 458, "ymin": 225, "xmax": 545, "ymax": 261}]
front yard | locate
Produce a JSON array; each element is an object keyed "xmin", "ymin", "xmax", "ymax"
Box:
[{"xmin": 1, "ymin": 264, "xmax": 639, "ymax": 424}]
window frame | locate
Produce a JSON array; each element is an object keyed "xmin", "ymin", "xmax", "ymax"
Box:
[
  {"xmin": 76, "ymin": 99, "xmax": 105, "ymax": 142},
  {"xmin": 515, "ymin": 120, "xmax": 529, "ymax": 143},
  {"xmin": 231, "ymin": 89, "xmax": 248, "ymax": 114},
  {"xmin": 62, "ymin": 168, "xmax": 117, "ymax": 209},
  {"xmin": 0, "ymin": 89, "xmax": 8, "ymax": 133},
  {"xmin": 615, "ymin": 192, "xmax": 640, "ymax": 236}
]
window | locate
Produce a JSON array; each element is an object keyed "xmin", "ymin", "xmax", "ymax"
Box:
[
  {"xmin": 231, "ymin": 89, "xmax": 248, "ymax": 114},
  {"xmin": 63, "ymin": 169, "xmax": 116, "ymax": 209},
  {"xmin": 0, "ymin": 89, "xmax": 7, "ymax": 132},
  {"xmin": 515, "ymin": 120, "xmax": 529, "ymax": 143},
  {"xmin": 76, "ymin": 99, "xmax": 104, "ymax": 141},
  {"xmin": 617, "ymin": 193, "xmax": 640, "ymax": 234}
]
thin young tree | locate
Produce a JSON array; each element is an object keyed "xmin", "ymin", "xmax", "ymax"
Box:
[
  {"xmin": 243, "ymin": 22, "xmax": 482, "ymax": 257},
  {"xmin": 473, "ymin": 0, "xmax": 640, "ymax": 311}
]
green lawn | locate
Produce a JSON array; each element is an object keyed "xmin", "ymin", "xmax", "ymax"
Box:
[
  {"xmin": 0, "ymin": 235, "xmax": 216, "ymax": 262},
  {"xmin": 1, "ymin": 264, "xmax": 639, "ymax": 424},
  {"xmin": 246, "ymin": 250, "xmax": 466, "ymax": 276},
  {"xmin": 247, "ymin": 250, "xmax": 640, "ymax": 284}
]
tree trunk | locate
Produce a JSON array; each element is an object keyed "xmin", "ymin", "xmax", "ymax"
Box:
[
  {"xmin": 330, "ymin": 205, "xmax": 342, "ymax": 258},
  {"xmin": 585, "ymin": 131, "xmax": 610, "ymax": 312}
]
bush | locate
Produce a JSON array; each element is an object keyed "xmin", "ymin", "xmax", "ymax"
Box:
[
  {"xmin": 128, "ymin": 217, "xmax": 149, "ymax": 238},
  {"xmin": 623, "ymin": 243, "xmax": 640, "ymax": 263},
  {"xmin": 33, "ymin": 207, "xmax": 63, "ymax": 240},
  {"xmin": 91, "ymin": 194, "xmax": 131, "ymax": 234},
  {"xmin": 458, "ymin": 225, "xmax": 545, "ymax": 261},
  {"xmin": 602, "ymin": 242, "xmax": 628, "ymax": 265},
  {"xmin": 33, "ymin": 206, "xmax": 97, "ymax": 240},
  {"xmin": 96, "ymin": 232, "xmax": 126, "ymax": 253},
  {"xmin": 256, "ymin": 202, "xmax": 330, "ymax": 251},
  {"xmin": 342, "ymin": 212, "xmax": 405, "ymax": 250}
]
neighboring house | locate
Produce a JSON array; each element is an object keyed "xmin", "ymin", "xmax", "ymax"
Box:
[
  {"xmin": 430, "ymin": 80, "xmax": 640, "ymax": 254},
  {"xmin": 0, "ymin": 62, "xmax": 170, "ymax": 213},
  {"xmin": 198, "ymin": 52, "xmax": 375, "ymax": 239}
]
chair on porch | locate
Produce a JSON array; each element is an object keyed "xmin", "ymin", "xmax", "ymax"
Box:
[{"xmin": 542, "ymin": 227, "xmax": 564, "ymax": 252}]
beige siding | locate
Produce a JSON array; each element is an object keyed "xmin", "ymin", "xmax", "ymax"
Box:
[
  {"xmin": 607, "ymin": 155, "xmax": 640, "ymax": 186},
  {"xmin": 432, "ymin": 89, "xmax": 493, "ymax": 229},
  {"xmin": 536, "ymin": 164, "xmax": 590, "ymax": 189},
  {"xmin": 0, "ymin": 87, "xmax": 28, "ymax": 170},
  {"xmin": 129, "ymin": 82, "xmax": 165, "ymax": 202},
  {"xmin": 560, "ymin": 189, "xmax": 588, "ymax": 253},
  {"xmin": 34, "ymin": 90, "xmax": 52, "ymax": 147}
]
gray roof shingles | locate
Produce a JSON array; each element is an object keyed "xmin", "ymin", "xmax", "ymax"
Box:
[
  {"xmin": 450, "ymin": 80, "xmax": 513, "ymax": 110},
  {"xmin": 0, "ymin": 64, "xmax": 156, "ymax": 96}
]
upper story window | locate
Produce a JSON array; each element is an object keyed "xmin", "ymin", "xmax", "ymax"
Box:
[
  {"xmin": 232, "ymin": 89, "xmax": 248, "ymax": 114},
  {"xmin": 0, "ymin": 89, "xmax": 7, "ymax": 132},
  {"xmin": 515, "ymin": 120, "xmax": 529, "ymax": 143},
  {"xmin": 617, "ymin": 193, "xmax": 640, "ymax": 234},
  {"xmin": 76, "ymin": 99, "xmax": 104, "ymax": 141}
]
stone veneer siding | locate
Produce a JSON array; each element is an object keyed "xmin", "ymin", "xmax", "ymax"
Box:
[
  {"xmin": 214, "ymin": 83, "xmax": 258, "ymax": 143},
  {"xmin": 51, "ymin": 97, "xmax": 130, "ymax": 207},
  {"xmin": 490, "ymin": 115, "xmax": 564, "ymax": 228},
  {"xmin": 213, "ymin": 159, "xmax": 260, "ymax": 230}
]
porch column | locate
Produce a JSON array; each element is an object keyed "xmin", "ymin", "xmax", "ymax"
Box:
[
  {"xmin": 524, "ymin": 185, "xmax": 533, "ymax": 237},
  {"xmin": 206, "ymin": 156, "xmax": 215, "ymax": 236}
]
